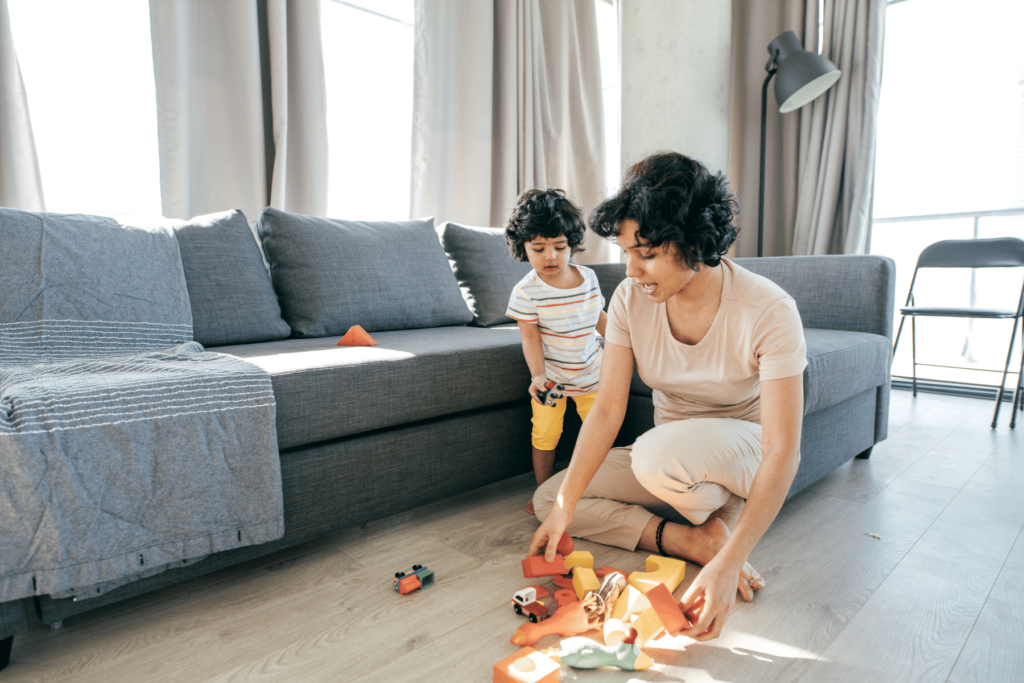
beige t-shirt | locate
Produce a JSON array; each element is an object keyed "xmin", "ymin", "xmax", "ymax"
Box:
[{"xmin": 605, "ymin": 259, "xmax": 807, "ymax": 426}]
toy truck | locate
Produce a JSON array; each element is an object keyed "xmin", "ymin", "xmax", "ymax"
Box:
[
  {"xmin": 536, "ymin": 381, "xmax": 565, "ymax": 406},
  {"xmin": 512, "ymin": 586, "xmax": 551, "ymax": 623},
  {"xmin": 393, "ymin": 564, "xmax": 435, "ymax": 594}
]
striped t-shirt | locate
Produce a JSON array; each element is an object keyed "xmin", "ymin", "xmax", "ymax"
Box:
[{"xmin": 505, "ymin": 265, "xmax": 604, "ymax": 395}]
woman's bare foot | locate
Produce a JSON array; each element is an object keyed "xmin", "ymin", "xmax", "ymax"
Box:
[
  {"xmin": 525, "ymin": 498, "xmax": 536, "ymax": 515},
  {"xmin": 655, "ymin": 517, "xmax": 765, "ymax": 598},
  {"xmin": 707, "ymin": 493, "xmax": 745, "ymax": 532}
]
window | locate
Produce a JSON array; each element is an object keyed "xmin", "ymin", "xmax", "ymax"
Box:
[
  {"xmin": 869, "ymin": 0, "xmax": 1024, "ymax": 389},
  {"xmin": 8, "ymin": 0, "xmax": 161, "ymax": 222},
  {"xmin": 321, "ymin": 0, "xmax": 414, "ymax": 221}
]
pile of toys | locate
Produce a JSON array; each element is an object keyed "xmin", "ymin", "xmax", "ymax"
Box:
[{"xmin": 495, "ymin": 533, "xmax": 693, "ymax": 682}]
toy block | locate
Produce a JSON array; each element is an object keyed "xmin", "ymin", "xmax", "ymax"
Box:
[
  {"xmin": 628, "ymin": 555, "xmax": 686, "ymax": 594},
  {"xmin": 562, "ymin": 551, "xmax": 593, "ymax": 571},
  {"xmin": 511, "ymin": 601, "xmax": 597, "ymax": 646},
  {"xmin": 644, "ymin": 583, "xmax": 690, "ymax": 635},
  {"xmin": 627, "ymin": 606, "xmax": 666, "ymax": 647},
  {"xmin": 610, "ymin": 584, "xmax": 651, "ymax": 622},
  {"xmin": 602, "ymin": 618, "xmax": 630, "ymax": 646},
  {"xmin": 522, "ymin": 554, "xmax": 566, "ymax": 578},
  {"xmin": 526, "ymin": 585, "xmax": 550, "ymax": 599},
  {"xmin": 571, "ymin": 567, "xmax": 600, "ymax": 600},
  {"xmin": 552, "ymin": 574, "xmax": 574, "ymax": 590},
  {"xmin": 553, "ymin": 588, "xmax": 578, "ymax": 607},
  {"xmin": 493, "ymin": 647, "xmax": 560, "ymax": 683},
  {"xmin": 396, "ymin": 573, "xmax": 420, "ymax": 594},
  {"xmin": 336, "ymin": 324, "xmax": 377, "ymax": 346},
  {"xmin": 550, "ymin": 637, "xmax": 653, "ymax": 671},
  {"xmin": 594, "ymin": 565, "xmax": 628, "ymax": 579},
  {"xmin": 556, "ymin": 532, "xmax": 574, "ymax": 556}
]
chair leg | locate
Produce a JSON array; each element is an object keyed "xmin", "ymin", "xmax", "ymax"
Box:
[
  {"xmin": 992, "ymin": 317, "xmax": 1020, "ymax": 429},
  {"xmin": 911, "ymin": 317, "xmax": 918, "ymax": 397},
  {"xmin": 1011, "ymin": 321, "xmax": 1024, "ymax": 430}
]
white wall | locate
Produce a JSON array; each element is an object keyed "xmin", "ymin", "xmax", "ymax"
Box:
[{"xmin": 619, "ymin": 0, "xmax": 731, "ymax": 176}]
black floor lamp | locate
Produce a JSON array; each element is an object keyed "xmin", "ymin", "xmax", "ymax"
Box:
[{"xmin": 758, "ymin": 30, "xmax": 841, "ymax": 257}]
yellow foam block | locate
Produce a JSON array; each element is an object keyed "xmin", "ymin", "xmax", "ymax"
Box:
[
  {"xmin": 571, "ymin": 566, "xmax": 600, "ymax": 600},
  {"xmin": 629, "ymin": 607, "xmax": 666, "ymax": 648},
  {"xmin": 628, "ymin": 555, "xmax": 686, "ymax": 595},
  {"xmin": 602, "ymin": 618, "xmax": 629, "ymax": 646},
  {"xmin": 563, "ymin": 550, "xmax": 594, "ymax": 571},
  {"xmin": 610, "ymin": 584, "xmax": 651, "ymax": 622}
]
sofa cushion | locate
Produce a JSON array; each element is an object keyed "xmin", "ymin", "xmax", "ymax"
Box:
[
  {"xmin": 213, "ymin": 326, "xmax": 530, "ymax": 450},
  {"xmin": 172, "ymin": 210, "xmax": 291, "ymax": 346},
  {"xmin": 627, "ymin": 328, "xmax": 891, "ymax": 415},
  {"xmin": 256, "ymin": 208, "xmax": 473, "ymax": 337},
  {"xmin": 438, "ymin": 222, "xmax": 532, "ymax": 327}
]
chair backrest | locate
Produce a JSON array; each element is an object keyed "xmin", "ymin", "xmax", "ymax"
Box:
[{"xmin": 916, "ymin": 237, "xmax": 1024, "ymax": 269}]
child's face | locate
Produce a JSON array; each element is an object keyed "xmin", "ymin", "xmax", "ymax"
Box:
[{"xmin": 525, "ymin": 235, "xmax": 571, "ymax": 278}]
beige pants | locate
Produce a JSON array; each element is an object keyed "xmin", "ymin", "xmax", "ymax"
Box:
[{"xmin": 533, "ymin": 418, "xmax": 763, "ymax": 551}]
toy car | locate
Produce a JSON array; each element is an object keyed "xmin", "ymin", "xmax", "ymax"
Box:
[
  {"xmin": 393, "ymin": 564, "xmax": 435, "ymax": 594},
  {"xmin": 536, "ymin": 380, "xmax": 565, "ymax": 406},
  {"xmin": 512, "ymin": 586, "xmax": 551, "ymax": 623}
]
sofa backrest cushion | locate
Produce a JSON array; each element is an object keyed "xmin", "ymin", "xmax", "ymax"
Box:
[
  {"xmin": 172, "ymin": 210, "xmax": 291, "ymax": 347},
  {"xmin": 438, "ymin": 222, "xmax": 533, "ymax": 327},
  {"xmin": 256, "ymin": 208, "xmax": 473, "ymax": 337}
]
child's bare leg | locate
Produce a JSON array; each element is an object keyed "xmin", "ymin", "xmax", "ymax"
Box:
[{"xmin": 526, "ymin": 447, "xmax": 557, "ymax": 515}]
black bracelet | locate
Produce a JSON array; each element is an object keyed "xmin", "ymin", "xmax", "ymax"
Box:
[{"xmin": 655, "ymin": 518, "xmax": 668, "ymax": 556}]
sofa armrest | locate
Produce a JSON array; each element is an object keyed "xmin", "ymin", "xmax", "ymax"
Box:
[{"xmin": 733, "ymin": 256, "xmax": 897, "ymax": 341}]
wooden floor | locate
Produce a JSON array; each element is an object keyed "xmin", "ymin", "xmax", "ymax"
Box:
[{"xmin": 5, "ymin": 390, "xmax": 1023, "ymax": 683}]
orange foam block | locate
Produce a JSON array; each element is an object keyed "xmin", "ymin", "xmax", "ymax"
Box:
[
  {"xmin": 552, "ymin": 575, "xmax": 574, "ymax": 590},
  {"xmin": 511, "ymin": 601, "xmax": 597, "ymax": 647},
  {"xmin": 556, "ymin": 533, "xmax": 574, "ymax": 556},
  {"xmin": 336, "ymin": 325, "xmax": 377, "ymax": 346},
  {"xmin": 594, "ymin": 565, "xmax": 628, "ymax": 579},
  {"xmin": 626, "ymin": 583, "xmax": 690, "ymax": 647},
  {"xmin": 522, "ymin": 554, "xmax": 566, "ymax": 579},
  {"xmin": 628, "ymin": 555, "xmax": 686, "ymax": 594},
  {"xmin": 553, "ymin": 588, "xmax": 578, "ymax": 607},
  {"xmin": 494, "ymin": 647, "xmax": 560, "ymax": 683}
]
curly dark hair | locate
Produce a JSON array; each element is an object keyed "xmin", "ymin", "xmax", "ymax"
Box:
[
  {"xmin": 589, "ymin": 152, "xmax": 739, "ymax": 269},
  {"xmin": 504, "ymin": 188, "xmax": 586, "ymax": 261}
]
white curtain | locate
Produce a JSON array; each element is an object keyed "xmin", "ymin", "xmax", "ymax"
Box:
[
  {"xmin": 0, "ymin": 0, "xmax": 44, "ymax": 211},
  {"xmin": 149, "ymin": 0, "xmax": 327, "ymax": 222},
  {"xmin": 412, "ymin": 0, "xmax": 612, "ymax": 263},
  {"xmin": 730, "ymin": 0, "xmax": 885, "ymax": 257},
  {"xmin": 791, "ymin": 0, "xmax": 885, "ymax": 255}
]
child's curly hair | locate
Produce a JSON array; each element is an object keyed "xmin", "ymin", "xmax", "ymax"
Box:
[
  {"xmin": 589, "ymin": 152, "xmax": 738, "ymax": 270},
  {"xmin": 504, "ymin": 188, "xmax": 586, "ymax": 262}
]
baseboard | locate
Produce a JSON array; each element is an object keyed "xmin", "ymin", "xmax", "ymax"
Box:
[{"xmin": 892, "ymin": 378, "xmax": 1020, "ymax": 401}]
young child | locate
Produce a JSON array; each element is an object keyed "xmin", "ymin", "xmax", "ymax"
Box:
[{"xmin": 504, "ymin": 189, "xmax": 608, "ymax": 515}]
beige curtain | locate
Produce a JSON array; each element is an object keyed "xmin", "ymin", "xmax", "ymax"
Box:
[
  {"xmin": 149, "ymin": 0, "xmax": 327, "ymax": 221},
  {"xmin": 791, "ymin": 0, "xmax": 885, "ymax": 255},
  {"xmin": 730, "ymin": 0, "xmax": 885, "ymax": 257},
  {"xmin": 412, "ymin": 0, "xmax": 612, "ymax": 263},
  {"xmin": 0, "ymin": 0, "xmax": 44, "ymax": 211}
]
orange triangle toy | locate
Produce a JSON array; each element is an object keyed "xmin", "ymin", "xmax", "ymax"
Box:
[{"xmin": 337, "ymin": 325, "xmax": 377, "ymax": 347}]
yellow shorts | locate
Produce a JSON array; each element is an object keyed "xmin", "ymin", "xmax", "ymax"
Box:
[{"xmin": 531, "ymin": 392, "xmax": 597, "ymax": 450}]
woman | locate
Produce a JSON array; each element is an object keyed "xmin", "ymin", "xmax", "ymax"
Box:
[{"xmin": 530, "ymin": 152, "xmax": 806, "ymax": 641}]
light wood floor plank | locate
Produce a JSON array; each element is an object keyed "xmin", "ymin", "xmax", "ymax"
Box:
[
  {"xmin": 798, "ymin": 474, "xmax": 1024, "ymax": 683},
  {"xmin": 947, "ymin": 525, "xmax": 1024, "ymax": 683}
]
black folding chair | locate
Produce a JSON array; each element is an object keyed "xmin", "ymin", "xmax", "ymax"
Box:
[{"xmin": 893, "ymin": 237, "xmax": 1024, "ymax": 429}]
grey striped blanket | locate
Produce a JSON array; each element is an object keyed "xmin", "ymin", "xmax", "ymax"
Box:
[{"xmin": 0, "ymin": 209, "xmax": 283, "ymax": 602}]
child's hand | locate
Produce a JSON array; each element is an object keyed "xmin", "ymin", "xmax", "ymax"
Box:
[{"xmin": 528, "ymin": 376, "xmax": 548, "ymax": 404}]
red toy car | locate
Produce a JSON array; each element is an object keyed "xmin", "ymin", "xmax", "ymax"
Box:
[{"xmin": 512, "ymin": 586, "xmax": 551, "ymax": 623}]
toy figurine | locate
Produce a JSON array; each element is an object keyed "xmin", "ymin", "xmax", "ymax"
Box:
[
  {"xmin": 547, "ymin": 637, "xmax": 653, "ymax": 671},
  {"xmin": 392, "ymin": 564, "xmax": 435, "ymax": 594},
  {"xmin": 536, "ymin": 380, "xmax": 564, "ymax": 406}
]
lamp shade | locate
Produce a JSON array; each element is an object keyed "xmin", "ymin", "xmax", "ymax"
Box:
[{"xmin": 768, "ymin": 30, "xmax": 841, "ymax": 113}]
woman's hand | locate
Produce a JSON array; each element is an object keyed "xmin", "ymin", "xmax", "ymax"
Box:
[
  {"xmin": 678, "ymin": 553, "xmax": 752, "ymax": 641},
  {"xmin": 528, "ymin": 503, "xmax": 571, "ymax": 562},
  {"xmin": 528, "ymin": 376, "xmax": 548, "ymax": 404}
]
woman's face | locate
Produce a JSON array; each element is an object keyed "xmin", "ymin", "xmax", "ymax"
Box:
[{"xmin": 618, "ymin": 219, "xmax": 699, "ymax": 303}]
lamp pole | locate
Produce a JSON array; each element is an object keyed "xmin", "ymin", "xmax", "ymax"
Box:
[{"xmin": 758, "ymin": 63, "xmax": 777, "ymax": 259}]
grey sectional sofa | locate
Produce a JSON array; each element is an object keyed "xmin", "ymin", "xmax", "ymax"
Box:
[{"xmin": 0, "ymin": 209, "xmax": 895, "ymax": 670}]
